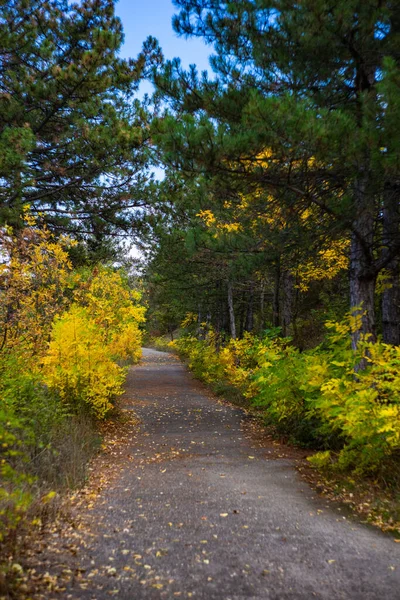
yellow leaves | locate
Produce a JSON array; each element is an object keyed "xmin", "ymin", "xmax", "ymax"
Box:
[
  {"xmin": 307, "ymin": 451, "xmax": 331, "ymax": 469},
  {"xmin": 196, "ymin": 209, "xmax": 216, "ymax": 226},
  {"xmin": 181, "ymin": 312, "xmax": 198, "ymax": 328},
  {"xmin": 348, "ymin": 312, "xmax": 364, "ymax": 334},
  {"xmin": 376, "ymin": 269, "xmax": 393, "ymax": 294},
  {"xmin": 109, "ymin": 321, "xmax": 143, "ymax": 363},
  {"xmin": 218, "ymin": 222, "xmax": 241, "ymax": 234},
  {"xmin": 295, "ymin": 237, "xmax": 350, "ymax": 291},
  {"xmin": 300, "ymin": 207, "xmax": 313, "ymax": 221},
  {"xmin": 41, "ymin": 491, "xmax": 57, "ymax": 504},
  {"xmin": 42, "ymin": 305, "xmax": 125, "ymax": 418},
  {"xmin": 196, "ymin": 209, "xmax": 242, "ymax": 236},
  {"xmin": 320, "ymin": 378, "xmax": 341, "ymax": 394},
  {"xmin": 0, "ymin": 220, "xmax": 75, "ymax": 364},
  {"xmin": 39, "ymin": 265, "xmax": 145, "ymax": 419}
]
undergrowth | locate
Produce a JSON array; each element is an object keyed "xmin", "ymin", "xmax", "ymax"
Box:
[
  {"xmin": 172, "ymin": 312, "xmax": 400, "ymax": 482},
  {"xmin": 0, "ymin": 214, "xmax": 145, "ymax": 591}
]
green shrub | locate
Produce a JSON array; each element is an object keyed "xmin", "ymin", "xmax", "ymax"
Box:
[{"xmin": 175, "ymin": 312, "xmax": 400, "ymax": 475}]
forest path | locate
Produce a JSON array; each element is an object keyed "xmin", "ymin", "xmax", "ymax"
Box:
[{"xmin": 31, "ymin": 348, "xmax": 400, "ymax": 599}]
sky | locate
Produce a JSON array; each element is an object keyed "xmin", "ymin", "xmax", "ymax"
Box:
[{"xmin": 114, "ymin": 0, "xmax": 213, "ymax": 95}]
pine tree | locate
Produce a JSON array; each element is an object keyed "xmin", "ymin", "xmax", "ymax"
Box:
[
  {"xmin": 151, "ymin": 0, "xmax": 400, "ymax": 345},
  {"xmin": 0, "ymin": 0, "xmax": 152, "ymax": 244}
]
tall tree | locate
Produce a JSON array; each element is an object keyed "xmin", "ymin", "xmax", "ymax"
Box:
[
  {"xmin": 0, "ymin": 0, "xmax": 155, "ymax": 243},
  {"xmin": 151, "ymin": 0, "xmax": 400, "ymax": 345}
]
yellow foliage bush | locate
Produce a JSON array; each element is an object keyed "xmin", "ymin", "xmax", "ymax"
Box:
[
  {"xmin": 74, "ymin": 266, "xmax": 145, "ymax": 364},
  {"xmin": 0, "ymin": 219, "xmax": 74, "ymax": 362},
  {"xmin": 175, "ymin": 312, "xmax": 400, "ymax": 474},
  {"xmin": 172, "ymin": 333, "xmax": 224, "ymax": 384},
  {"xmin": 43, "ymin": 305, "xmax": 125, "ymax": 419},
  {"xmin": 42, "ymin": 267, "xmax": 145, "ymax": 418},
  {"xmin": 0, "ymin": 214, "xmax": 146, "ymax": 541},
  {"xmin": 173, "ymin": 329, "xmax": 263, "ymax": 395},
  {"xmin": 305, "ymin": 321, "xmax": 400, "ymax": 473}
]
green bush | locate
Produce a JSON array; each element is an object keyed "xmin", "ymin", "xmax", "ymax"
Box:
[{"xmin": 175, "ymin": 312, "xmax": 400, "ymax": 475}]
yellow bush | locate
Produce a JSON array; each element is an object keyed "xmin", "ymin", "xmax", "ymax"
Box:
[
  {"xmin": 0, "ymin": 219, "xmax": 74, "ymax": 363},
  {"xmin": 305, "ymin": 327, "xmax": 400, "ymax": 472},
  {"xmin": 0, "ymin": 215, "xmax": 146, "ymax": 543},
  {"xmin": 74, "ymin": 266, "xmax": 145, "ymax": 363},
  {"xmin": 175, "ymin": 313, "xmax": 400, "ymax": 473},
  {"xmin": 43, "ymin": 305, "xmax": 125, "ymax": 419},
  {"xmin": 218, "ymin": 334, "xmax": 263, "ymax": 393}
]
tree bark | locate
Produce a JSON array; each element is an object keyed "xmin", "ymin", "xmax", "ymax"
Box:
[
  {"xmin": 281, "ymin": 270, "xmax": 294, "ymax": 337},
  {"xmin": 239, "ymin": 293, "xmax": 246, "ymax": 338},
  {"xmin": 197, "ymin": 304, "xmax": 205, "ymax": 340},
  {"xmin": 227, "ymin": 280, "xmax": 236, "ymax": 339},
  {"xmin": 382, "ymin": 181, "xmax": 400, "ymax": 345},
  {"xmin": 349, "ymin": 165, "xmax": 376, "ymax": 350},
  {"xmin": 260, "ymin": 279, "xmax": 266, "ymax": 332},
  {"xmin": 244, "ymin": 281, "xmax": 254, "ymax": 333},
  {"xmin": 273, "ymin": 262, "xmax": 281, "ymax": 329}
]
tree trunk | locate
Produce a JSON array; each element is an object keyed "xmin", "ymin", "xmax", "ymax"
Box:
[
  {"xmin": 273, "ymin": 262, "xmax": 281, "ymax": 329},
  {"xmin": 245, "ymin": 282, "xmax": 254, "ymax": 333},
  {"xmin": 215, "ymin": 281, "xmax": 222, "ymax": 336},
  {"xmin": 349, "ymin": 166, "xmax": 376, "ymax": 350},
  {"xmin": 221, "ymin": 286, "xmax": 229, "ymax": 335},
  {"xmin": 227, "ymin": 281, "xmax": 236, "ymax": 339},
  {"xmin": 197, "ymin": 304, "xmax": 204, "ymax": 340},
  {"xmin": 382, "ymin": 181, "xmax": 400, "ymax": 345},
  {"xmin": 239, "ymin": 293, "xmax": 246, "ymax": 338},
  {"xmin": 281, "ymin": 270, "xmax": 294, "ymax": 337},
  {"xmin": 260, "ymin": 279, "xmax": 266, "ymax": 332}
]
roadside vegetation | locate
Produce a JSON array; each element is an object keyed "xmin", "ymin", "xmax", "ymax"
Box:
[
  {"xmin": 0, "ymin": 215, "xmax": 145, "ymax": 561},
  {"xmin": 171, "ymin": 316, "xmax": 400, "ymax": 477}
]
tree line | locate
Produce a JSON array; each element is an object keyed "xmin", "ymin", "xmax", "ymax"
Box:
[
  {"xmin": 144, "ymin": 0, "xmax": 400, "ymax": 351},
  {"xmin": 2, "ymin": 1, "xmax": 399, "ymax": 348}
]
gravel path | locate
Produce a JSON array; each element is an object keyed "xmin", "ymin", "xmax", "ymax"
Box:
[{"xmin": 32, "ymin": 348, "xmax": 400, "ymax": 599}]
